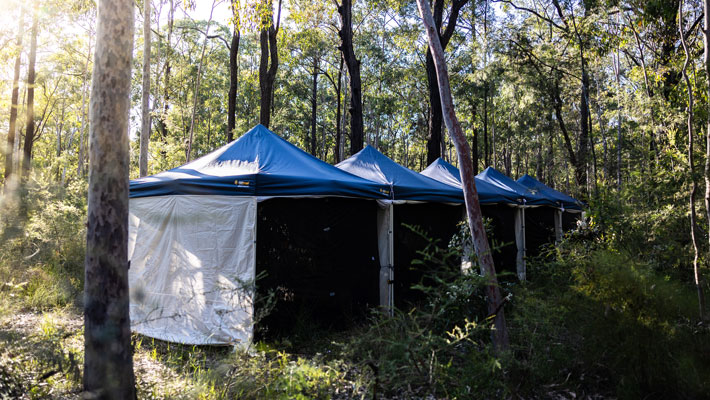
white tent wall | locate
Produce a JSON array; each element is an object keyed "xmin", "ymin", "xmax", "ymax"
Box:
[
  {"xmin": 555, "ymin": 209, "xmax": 564, "ymax": 242},
  {"xmin": 128, "ymin": 195, "xmax": 257, "ymax": 345},
  {"xmin": 376, "ymin": 201, "xmax": 394, "ymax": 312},
  {"xmin": 514, "ymin": 207, "xmax": 526, "ymax": 281}
]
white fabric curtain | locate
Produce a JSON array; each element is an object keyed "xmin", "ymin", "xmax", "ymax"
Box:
[
  {"xmin": 376, "ymin": 201, "xmax": 394, "ymax": 312},
  {"xmin": 514, "ymin": 206, "xmax": 526, "ymax": 281},
  {"xmin": 554, "ymin": 209, "xmax": 564, "ymax": 242},
  {"xmin": 128, "ymin": 195, "xmax": 257, "ymax": 345}
]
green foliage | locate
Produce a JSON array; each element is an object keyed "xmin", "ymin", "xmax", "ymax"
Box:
[
  {"xmin": 337, "ymin": 231, "xmax": 506, "ymax": 399},
  {"xmin": 0, "ymin": 180, "xmax": 87, "ymax": 311}
]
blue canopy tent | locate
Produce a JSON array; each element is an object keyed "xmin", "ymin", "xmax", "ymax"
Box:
[
  {"xmin": 422, "ymin": 159, "xmax": 528, "ymax": 279},
  {"xmin": 420, "ymin": 158, "xmax": 522, "ymax": 204},
  {"xmin": 476, "ymin": 167, "xmax": 562, "ymax": 280},
  {"xmin": 517, "ymin": 174, "xmax": 584, "ymax": 237},
  {"xmin": 337, "ymin": 147, "xmax": 468, "ymax": 309},
  {"xmin": 128, "ymin": 125, "xmax": 390, "ymax": 345}
]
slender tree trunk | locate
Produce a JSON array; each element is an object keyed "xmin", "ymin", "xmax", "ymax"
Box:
[
  {"xmin": 21, "ymin": 1, "xmax": 39, "ymax": 181},
  {"xmin": 703, "ymin": 0, "xmax": 710, "ymax": 322},
  {"xmin": 334, "ymin": 56, "xmax": 343, "ymax": 162},
  {"xmin": 471, "ymin": 101, "xmax": 479, "ymax": 174},
  {"xmin": 158, "ymin": 0, "xmax": 174, "ymax": 141},
  {"xmin": 680, "ymin": 0, "xmax": 706, "ymax": 321},
  {"xmin": 310, "ymin": 56, "xmax": 318, "ymax": 155},
  {"xmin": 258, "ymin": 0, "xmax": 281, "ymax": 129},
  {"xmin": 77, "ymin": 36, "xmax": 92, "ymax": 177},
  {"xmin": 227, "ymin": 2, "xmax": 240, "ymax": 142},
  {"xmin": 417, "ymin": 0, "xmax": 509, "ymax": 352},
  {"xmin": 337, "ymin": 0, "xmax": 364, "ymax": 154},
  {"xmin": 484, "ymin": 83, "xmax": 489, "ymax": 166},
  {"xmin": 83, "ymin": 0, "xmax": 136, "ymax": 397},
  {"xmin": 4, "ymin": 5, "xmax": 24, "ymax": 188},
  {"xmin": 424, "ymin": 0, "xmax": 468, "ymax": 165},
  {"xmin": 186, "ymin": 0, "xmax": 216, "ymax": 162},
  {"xmin": 139, "ymin": 0, "xmax": 151, "ymax": 177}
]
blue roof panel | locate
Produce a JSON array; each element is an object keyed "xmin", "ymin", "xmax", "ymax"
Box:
[
  {"xmin": 517, "ymin": 174, "xmax": 583, "ymax": 210},
  {"xmin": 477, "ymin": 167, "xmax": 557, "ymax": 206},
  {"xmin": 421, "ymin": 158, "xmax": 521, "ymax": 204},
  {"xmin": 129, "ymin": 124, "xmax": 390, "ymax": 199},
  {"xmin": 336, "ymin": 146, "xmax": 464, "ymax": 203}
]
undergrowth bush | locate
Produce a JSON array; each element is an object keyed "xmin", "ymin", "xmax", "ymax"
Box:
[{"xmin": 0, "ymin": 179, "xmax": 86, "ymax": 310}]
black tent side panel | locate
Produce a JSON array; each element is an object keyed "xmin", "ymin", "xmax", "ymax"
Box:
[
  {"xmin": 525, "ymin": 207, "xmax": 557, "ymax": 258},
  {"xmin": 480, "ymin": 204, "xmax": 518, "ymax": 277},
  {"xmin": 392, "ymin": 203, "xmax": 463, "ymax": 308},
  {"xmin": 254, "ymin": 198, "xmax": 380, "ymax": 339}
]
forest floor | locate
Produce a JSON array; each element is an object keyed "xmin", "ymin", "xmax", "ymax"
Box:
[
  {"xmin": 0, "ymin": 303, "xmax": 615, "ymax": 400},
  {"xmin": 0, "ymin": 305, "xmax": 199, "ymax": 399}
]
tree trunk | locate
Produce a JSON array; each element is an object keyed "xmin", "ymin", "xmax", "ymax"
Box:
[
  {"xmin": 424, "ymin": 0, "xmax": 468, "ymax": 165},
  {"xmin": 186, "ymin": 0, "xmax": 216, "ymax": 162},
  {"xmin": 310, "ymin": 56, "xmax": 319, "ymax": 155},
  {"xmin": 227, "ymin": 3, "xmax": 240, "ymax": 142},
  {"xmin": 158, "ymin": 0, "xmax": 174, "ymax": 141},
  {"xmin": 417, "ymin": 0, "xmax": 509, "ymax": 352},
  {"xmin": 77, "ymin": 36, "xmax": 93, "ymax": 177},
  {"xmin": 83, "ymin": 0, "xmax": 136, "ymax": 398},
  {"xmin": 334, "ymin": 56, "xmax": 343, "ymax": 163},
  {"xmin": 483, "ymin": 83, "xmax": 489, "ymax": 166},
  {"xmin": 337, "ymin": 0, "xmax": 364, "ymax": 154},
  {"xmin": 471, "ymin": 101, "xmax": 478, "ymax": 175},
  {"xmin": 139, "ymin": 0, "xmax": 151, "ymax": 177},
  {"xmin": 577, "ymin": 64, "xmax": 590, "ymax": 191},
  {"xmin": 4, "ymin": 5, "xmax": 24, "ymax": 188},
  {"xmin": 703, "ymin": 0, "xmax": 710, "ymax": 322},
  {"xmin": 680, "ymin": 0, "xmax": 706, "ymax": 322},
  {"xmin": 258, "ymin": 0, "xmax": 281, "ymax": 129},
  {"xmin": 21, "ymin": 1, "xmax": 39, "ymax": 182}
]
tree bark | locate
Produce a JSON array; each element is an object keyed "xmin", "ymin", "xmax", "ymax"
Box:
[
  {"xmin": 21, "ymin": 1, "xmax": 39, "ymax": 181},
  {"xmin": 337, "ymin": 0, "xmax": 364, "ymax": 154},
  {"xmin": 703, "ymin": 0, "xmax": 710, "ymax": 322},
  {"xmin": 83, "ymin": 0, "xmax": 136, "ymax": 398},
  {"xmin": 4, "ymin": 5, "xmax": 24, "ymax": 188},
  {"xmin": 680, "ymin": 0, "xmax": 706, "ymax": 322},
  {"xmin": 77, "ymin": 35, "xmax": 93, "ymax": 177},
  {"xmin": 417, "ymin": 0, "xmax": 509, "ymax": 352},
  {"xmin": 310, "ymin": 56, "xmax": 318, "ymax": 155},
  {"xmin": 424, "ymin": 0, "xmax": 468, "ymax": 165},
  {"xmin": 258, "ymin": 0, "xmax": 281, "ymax": 129},
  {"xmin": 157, "ymin": 0, "xmax": 174, "ymax": 141},
  {"xmin": 186, "ymin": 0, "xmax": 217, "ymax": 162},
  {"xmin": 139, "ymin": 0, "xmax": 151, "ymax": 177},
  {"xmin": 471, "ymin": 101, "xmax": 478, "ymax": 175},
  {"xmin": 227, "ymin": 1, "xmax": 240, "ymax": 142},
  {"xmin": 334, "ymin": 56, "xmax": 343, "ymax": 163}
]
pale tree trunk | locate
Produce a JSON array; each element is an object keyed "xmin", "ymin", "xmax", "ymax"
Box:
[
  {"xmin": 77, "ymin": 35, "xmax": 93, "ymax": 177},
  {"xmin": 258, "ymin": 0, "xmax": 281, "ymax": 129},
  {"xmin": 83, "ymin": 0, "xmax": 136, "ymax": 397},
  {"xmin": 21, "ymin": 0, "xmax": 39, "ymax": 182},
  {"xmin": 337, "ymin": 0, "xmax": 363, "ymax": 154},
  {"xmin": 186, "ymin": 0, "xmax": 217, "ymax": 162},
  {"xmin": 424, "ymin": 0, "xmax": 468, "ymax": 165},
  {"xmin": 139, "ymin": 0, "xmax": 151, "ymax": 177},
  {"xmin": 417, "ymin": 0, "xmax": 509, "ymax": 352},
  {"xmin": 680, "ymin": 0, "xmax": 706, "ymax": 322},
  {"xmin": 4, "ymin": 5, "xmax": 24, "ymax": 189}
]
